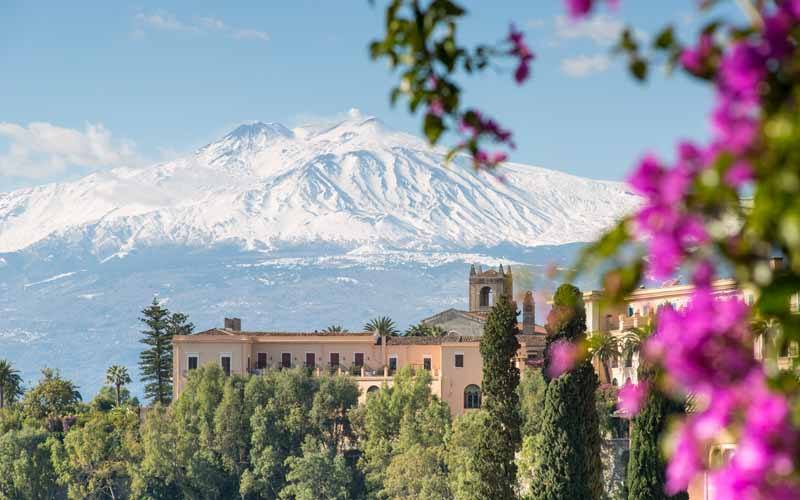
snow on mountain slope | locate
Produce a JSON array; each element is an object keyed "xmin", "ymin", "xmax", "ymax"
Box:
[{"xmin": 0, "ymin": 111, "xmax": 639, "ymax": 257}]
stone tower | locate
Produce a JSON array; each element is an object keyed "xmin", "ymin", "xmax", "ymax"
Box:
[
  {"xmin": 469, "ymin": 264, "xmax": 513, "ymax": 312},
  {"xmin": 522, "ymin": 291, "xmax": 535, "ymax": 334}
]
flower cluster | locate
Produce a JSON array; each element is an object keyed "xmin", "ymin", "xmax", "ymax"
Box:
[
  {"xmin": 459, "ymin": 109, "xmax": 515, "ymax": 168},
  {"xmin": 508, "ymin": 25, "xmax": 534, "ymax": 84},
  {"xmin": 617, "ymin": 380, "xmax": 648, "ymax": 418},
  {"xmin": 563, "ymin": 0, "xmax": 618, "ymax": 20},
  {"xmin": 627, "ymin": 148, "xmax": 708, "ymax": 279},
  {"xmin": 642, "ymin": 284, "xmax": 800, "ymax": 497},
  {"xmin": 547, "ymin": 339, "xmax": 580, "ymax": 378},
  {"xmin": 609, "ymin": 2, "xmax": 800, "ymax": 496}
]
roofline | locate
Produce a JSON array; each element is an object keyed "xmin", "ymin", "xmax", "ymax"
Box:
[{"xmin": 562, "ymin": 278, "xmax": 739, "ymax": 304}]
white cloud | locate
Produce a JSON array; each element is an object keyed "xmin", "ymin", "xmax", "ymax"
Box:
[
  {"xmin": 555, "ymin": 14, "xmax": 623, "ymax": 45},
  {"xmin": 560, "ymin": 54, "xmax": 611, "ymax": 77},
  {"xmin": 526, "ymin": 19, "xmax": 546, "ymax": 29},
  {"xmin": 134, "ymin": 11, "xmax": 269, "ymax": 42},
  {"xmin": 0, "ymin": 122, "xmax": 139, "ymax": 179}
]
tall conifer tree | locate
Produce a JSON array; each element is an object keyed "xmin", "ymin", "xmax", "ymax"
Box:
[
  {"xmin": 533, "ymin": 284, "xmax": 603, "ymax": 500},
  {"xmin": 626, "ymin": 365, "xmax": 688, "ymax": 500},
  {"xmin": 474, "ymin": 294, "xmax": 521, "ymax": 500},
  {"xmin": 139, "ymin": 299, "xmax": 176, "ymax": 405}
]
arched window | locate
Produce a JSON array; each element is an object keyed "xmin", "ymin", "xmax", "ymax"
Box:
[
  {"xmin": 612, "ymin": 378, "xmax": 618, "ymax": 387},
  {"xmin": 464, "ymin": 384, "xmax": 481, "ymax": 409},
  {"xmin": 479, "ymin": 286, "xmax": 493, "ymax": 307},
  {"xmin": 367, "ymin": 385, "xmax": 380, "ymax": 394}
]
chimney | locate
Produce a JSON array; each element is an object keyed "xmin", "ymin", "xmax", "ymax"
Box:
[
  {"xmin": 224, "ymin": 317, "xmax": 242, "ymax": 331},
  {"xmin": 522, "ymin": 291, "xmax": 535, "ymax": 335}
]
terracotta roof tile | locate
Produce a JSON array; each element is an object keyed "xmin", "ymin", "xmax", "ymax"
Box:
[{"xmin": 193, "ymin": 328, "xmax": 375, "ymax": 337}]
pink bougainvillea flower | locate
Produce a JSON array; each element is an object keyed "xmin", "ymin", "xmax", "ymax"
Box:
[
  {"xmin": 508, "ymin": 24, "xmax": 534, "ymax": 84},
  {"xmin": 428, "ymin": 99, "xmax": 444, "ymax": 117},
  {"xmin": 719, "ymin": 42, "xmax": 765, "ymax": 103},
  {"xmin": 724, "ymin": 159, "xmax": 754, "ymax": 187},
  {"xmin": 711, "ymin": 100, "xmax": 759, "ymax": 153},
  {"xmin": 680, "ymin": 34, "xmax": 714, "ymax": 76},
  {"xmin": 647, "ymin": 233, "xmax": 683, "ymax": 279},
  {"xmin": 618, "ymin": 381, "xmax": 648, "ymax": 418},
  {"xmin": 666, "ymin": 423, "xmax": 704, "ymax": 494},
  {"xmin": 547, "ymin": 339, "xmax": 579, "ymax": 378},
  {"xmin": 627, "ymin": 154, "xmax": 664, "ymax": 197},
  {"xmin": 564, "ymin": 0, "xmax": 593, "ymax": 19}
]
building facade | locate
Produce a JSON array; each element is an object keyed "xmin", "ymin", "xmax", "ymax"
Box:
[
  {"xmin": 172, "ymin": 326, "xmax": 545, "ymax": 416},
  {"xmin": 172, "ymin": 264, "xmax": 547, "ymax": 416}
]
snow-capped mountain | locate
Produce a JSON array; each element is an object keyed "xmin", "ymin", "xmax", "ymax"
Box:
[
  {"xmin": 0, "ymin": 111, "xmax": 638, "ymax": 258},
  {"xmin": 0, "ymin": 111, "xmax": 639, "ymax": 395}
]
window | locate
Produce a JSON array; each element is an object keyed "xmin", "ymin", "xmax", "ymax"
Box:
[
  {"xmin": 612, "ymin": 378, "xmax": 619, "ymax": 387},
  {"xmin": 367, "ymin": 385, "xmax": 380, "ymax": 394},
  {"xmin": 624, "ymin": 352, "xmax": 633, "ymax": 368},
  {"xmin": 220, "ymin": 355, "xmax": 231, "ymax": 376},
  {"xmin": 479, "ymin": 286, "xmax": 493, "ymax": 307},
  {"xmin": 257, "ymin": 352, "xmax": 267, "ymax": 369},
  {"xmin": 354, "ymin": 352, "xmax": 364, "ymax": 367},
  {"xmin": 611, "ymin": 355, "xmax": 619, "ymax": 368},
  {"xmin": 305, "ymin": 352, "xmax": 316, "ymax": 368},
  {"xmin": 330, "ymin": 352, "xmax": 340, "ymax": 368},
  {"xmin": 627, "ymin": 306, "xmax": 634, "ymax": 317},
  {"xmin": 423, "ymin": 357, "xmax": 432, "ymax": 371},
  {"xmin": 464, "ymin": 385, "xmax": 481, "ymax": 409},
  {"xmin": 188, "ymin": 355, "xmax": 198, "ymax": 370},
  {"xmin": 454, "ymin": 353, "xmax": 464, "ymax": 368},
  {"xmin": 281, "ymin": 353, "xmax": 292, "ymax": 369},
  {"xmin": 388, "ymin": 356, "xmax": 397, "ymax": 373}
]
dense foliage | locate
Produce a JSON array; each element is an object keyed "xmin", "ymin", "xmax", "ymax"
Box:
[
  {"xmin": 626, "ymin": 366, "xmax": 688, "ymax": 500},
  {"xmin": 138, "ymin": 299, "xmax": 193, "ymax": 406},
  {"xmin": 531, "ymin": 284, "xmax": 603, "ymax": 500},
  {"xmin": 474, "ymin": 294, "xmax": 521, "ymax": 500}
]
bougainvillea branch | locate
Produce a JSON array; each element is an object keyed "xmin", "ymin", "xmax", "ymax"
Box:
[
  {"xmin": 375, "ymin": 0, "xmax": 800, "ymax": 497},
  {"xmin": 370, "ymin": 0, "xmax": 534, "ymax": 169}
]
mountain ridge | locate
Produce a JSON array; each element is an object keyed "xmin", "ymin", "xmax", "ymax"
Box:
[{"xmin": 0, "ymin": 111, "xmax": 639, "ymax": 258}]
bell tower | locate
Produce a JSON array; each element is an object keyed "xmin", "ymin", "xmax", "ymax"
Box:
[{"xmin": 469, "ymin": 264, "xmax": 513, "ymax": 312}]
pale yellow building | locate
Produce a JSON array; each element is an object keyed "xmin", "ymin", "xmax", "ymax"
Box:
[
  {"xmin": 172, "ymin": 324, "xmax": 545, "ymax": 416},
  {"xmin": 172, "ymin": 264, "xmax": 547, "ymax": 416}
]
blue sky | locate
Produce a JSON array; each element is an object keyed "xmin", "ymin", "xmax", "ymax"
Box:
[{"xmin": 0, "ymin": 1, "xmax": 742, "ymax": 192}]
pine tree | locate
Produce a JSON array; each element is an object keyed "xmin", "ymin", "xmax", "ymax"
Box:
[
  {"xmin": 532, "ymin": 283, "xmax": 603, "ymax": 500},
  {"xmin": 138, "ymin": 298, "xmax": 174, "ymax": 405},
  {"xmin": 474, "ymin": 294, "xmax": 521, "ymax": 500},
  {"xmin": 626, "ymin": 365, "xmax": 688, "ymax": 500}
]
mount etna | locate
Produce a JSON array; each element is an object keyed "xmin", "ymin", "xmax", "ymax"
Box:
[{"xmin": 0, "ymin": 111, "xmax": 639, "ymax": 393}]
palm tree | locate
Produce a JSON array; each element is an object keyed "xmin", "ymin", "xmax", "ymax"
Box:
[
  {"xmin": 323, "ymin": 325, "xmax": 349, "ymax": 333},
  {"xmin": 621, "ymin": 323, "xmax": 655, "ymax": 371},
  {"xmin": 364, "ymin": 316, "xmax": 399, "ymax": 336},
  {"xmin": 0, "ymin": 359, "xmax": 23, "ymax": 409},
  {"xmin": 105, "ymin": 365, "xmax": 132, "ymax": 407},
  {"xmin": 750, "ymin": 315, "xmax": 782, "ymax": 359},
  {"xmin": 404, "ymin": 323, "xmax": 446, "ymax": 337},
  {"xmin": 587, "ymin": 331, "xmax": 621, "ymax": 384}
]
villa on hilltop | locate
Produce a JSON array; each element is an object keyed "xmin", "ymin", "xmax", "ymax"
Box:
[{"xmin": 172, "ymin": 265, "xmax": 547, "ymax": 415}]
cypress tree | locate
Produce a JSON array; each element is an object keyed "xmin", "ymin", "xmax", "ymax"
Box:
[
  {"xmin": 532, "ymin": 283, "xmax": 603, "ymax": 500},
  {"xmin": 626, "ymin": 366, "xmax": 688, "ymax": 500},
  {"xmin": 474, "ymin": 294, "xmax": 521, "ymax": 500},
  {"xmin": 139, "ymin": 298, "xmax": 173, "ymax": 405}
]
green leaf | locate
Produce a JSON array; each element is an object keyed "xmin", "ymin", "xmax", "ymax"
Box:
[
  {"xmin": 653, "ymin": 26, "xmax": 675, "ymax": 50},
  {"xmin": 629, "ymin": 58, "xmax": 648, "ymax": 81},
  {"xmin": 423, "ymin": 113, "xmax": 444, "ymax": 144}
]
